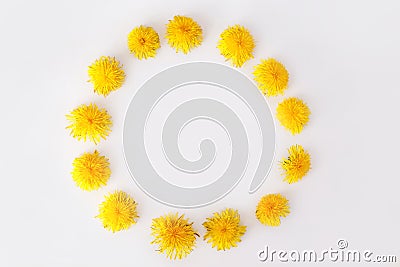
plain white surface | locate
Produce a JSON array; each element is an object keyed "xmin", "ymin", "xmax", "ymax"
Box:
[{"xmin": 1, "ymin": 0, "xmax": 399, "ymax": 266}]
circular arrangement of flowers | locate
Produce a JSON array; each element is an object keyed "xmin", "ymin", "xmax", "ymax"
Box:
[{"xmin": 66, "ymin": 15, "xmax": 312, "ymax": 260}]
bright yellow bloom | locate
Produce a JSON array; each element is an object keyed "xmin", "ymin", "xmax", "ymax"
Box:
[
  {"xmin": 276, "ymin": 97, "xmax": 310, "ymax": 134},
  {"xmin": 166, "ymin": 15, "xmax": 203, "ymax": 54},
  {"xmin": 217, "ymin": 25, "xmax": 255, "ymax": 67},
  {"xmin": 97, "ymin": 191, "xmax": 138, "ymax": 233},
  {"xmin": 127, "ymin": 25, "xmax": 160, "ymax": 60},
  {"xmin": 254, "ymin": 58, "xmax": 289, "ymax": 96},
  {"xmin": 66, "ymin": 103, "xmax": 112, "ymax": 144},
  {"xmin": 203, "ymin": 208, "xmax": 246, "ymax": 251},
  {"xmin": 256, "ymin": 194, "xmax": 290, "ymax": 226},
  {"xmin": 71, "ymin": 150, "xmax": 110, "ymax": 191},
  {"xmin": 88, "ymin": 56, "xmax": 125, "ymax": 96},
  {"xmin": 281, "ymin": 145, "xmax": 311, "ymax": 184},
  {"xmin": 151, "ymin": 213, "xmax": 198, "ymax": 260}
]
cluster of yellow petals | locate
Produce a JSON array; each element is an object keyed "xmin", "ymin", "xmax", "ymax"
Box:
[
  {"xmin": 151, "ymin": 213, "xmax": 198, "ymax": 259},
  {"xmin": 218, "ymin": 25, "xmax": 255, "ymax": 67},
  {"xmin": 277, "ymin": 97, "xmax": 311, "ymax": 135},
  {"xmin": 127, "ymin": 25, "xmax": 160, "ymax": 59},
  {"xmin": 88, "ymin": 56, "xmax": 125, "ymax": 96},
  {"xmin": 166, "ymin": 15, "xmax": 203, "ymax": 54},
  {"xmin": 256, "ymin": 194, "xmax": 290, "ymax": 226},
  {"xmin": 97, "ymin": 191, "xmax": 139, "ymax": 233},
  {"xmin": 281, "ymin": 145, "xmax": 311, "ymax": 184},
  {"xmin": 203, "ymin": 208, "xmax": 246, "ymax": 251},
  {"xmin": 66, "ymin": 103, "xmax": 112, "ymax": 144},
  {"xmin": 254, "ymin": 58, "xmax": 289, "ymax": 96},
  {"xmin": 71, "ymin": 150, "xmax": 110, "ymax": 191}
]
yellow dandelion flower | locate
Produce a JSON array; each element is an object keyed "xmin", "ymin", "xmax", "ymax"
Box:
[
  {"xmin": 66, "ymin": 103, "xmax": 112, "ymax": 144},
  {"xmin": 203, "ymin": 208, "xmax": 246, "ymax": 251},
  {"xmin": 276, "ymin": 97, "xmax": 310, "ymax": 134},
  {"xmin": 88, "ymin": 56, "xmax": 125, "ymax": 96},
  {"xmin": 281, "ymin": 144, "xmax": 311, "ymax": 184},
  {"xmin": 166, "ymin": 15, "xmax": 203, "ymax": 54},
  {"xmin": 217, "ymin": 25, "xmax": 255, "ymax": 67},
  {"xmin": 97, "ymin": 191, "xmax": 138, "ymax": 233},
  {"xmin": 127, "ymin": 25, "xmax": 160, "ymax": 60},
  {"xmin": 151, "ymin": 213, "xmax": 198, "ymax": 260},
  {"xmin": 254, "ymin": 58, "xmax": 289, "ymax": 96},
  {"xmin": 71, "ymin": 150, "xmax": 110, "ymax": 191},
  {"xmin": 256, "ymin": 194, "xmax": 290, "ymax": 226}
]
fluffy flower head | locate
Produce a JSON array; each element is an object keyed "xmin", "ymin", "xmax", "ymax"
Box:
[
  {"xmin": 127, "ymin": 25, "xmax": 160, "ymax": 59},
  {"xmin": 66, "ymin": 103, "xmax": 112, "ymax": 144},
  {"xmin": 203, "ymin": 208, "xmax": 246, "ymax": 251},
  {"xmin": 218, "ymin": 25, "xmax": 255, "ymax": 67},
  {"xmin": 277, "ymin": 97, "xmax": 310, "ymax": 134},
  {"xmin": 97, "ymin": 191, "xmax": 138, "ymax": 233},
  {"xmin": 71, "ymin": 150, "xmax": 110, "ymax": 191},
  {"xmin": 256, "ymin": 194, "xmax": 290, "ymax": 226},
  {"xmin": 281, "ymin": 144, "xmax": 311, "ymax": 184},
  {"xmin": 151, "ymin": 213, "xmax": 198, "ymax": 260},
  {"xmin": 254, "ymin": 58, "xmax": 289, "ymax": 96},
  {"xmin": 166, "ymin": 15, "xmax": 203, "ymax": 54},
  {"xmin": 88, "ymin": 56, "xmax": 125, "ymax": 96}
]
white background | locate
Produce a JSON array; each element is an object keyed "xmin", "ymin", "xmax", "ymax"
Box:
[{"xmin": 1, "ymin": 0, "xmax": 399, "ymax": 266}]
